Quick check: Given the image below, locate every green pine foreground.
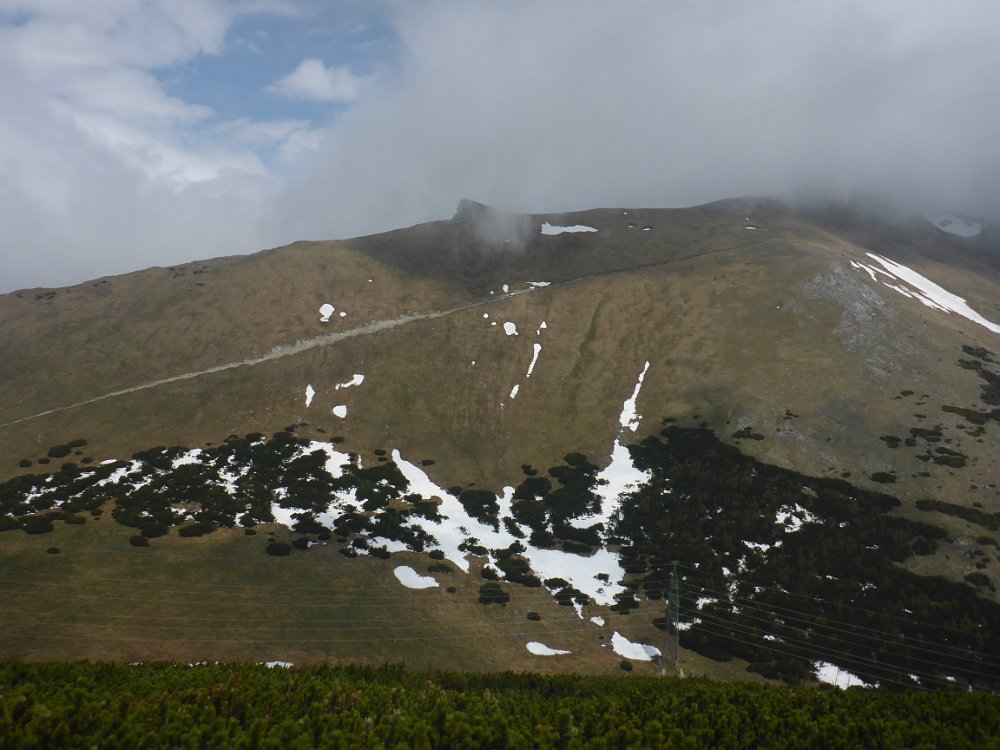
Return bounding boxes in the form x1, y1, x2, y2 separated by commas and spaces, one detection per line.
2, 663, 999, 749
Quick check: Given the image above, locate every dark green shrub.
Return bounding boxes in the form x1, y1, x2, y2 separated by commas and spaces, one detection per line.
560, 539, 592, 554
619, 660, 633, 672
61, 514, 85, 525
458, 489, 500, 526
67, 439, 88, 448
140, 523, 168, 539
244, 528, 256, 536
292, 515, 328, 534
459, 540, 488, 556
0, 516, 20, 532
46, 445, 71, 458
911, 536, 937, 555
526, 611, 541, 621
46, 547, 60, 554
266, 542, 292, 556
514, 476, 551, 500
480, 566, 499, 580
429, 549, 445, 560
291, 537, 311, 550
964, 572, 994, 590
22, 515, 54, 534
17, 459, 31, 468
178, 523, 213, 538
129, 535, 150, 547
478, 582, 510, 605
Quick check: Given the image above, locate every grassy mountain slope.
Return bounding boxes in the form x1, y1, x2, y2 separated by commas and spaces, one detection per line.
1, 197, 999, 677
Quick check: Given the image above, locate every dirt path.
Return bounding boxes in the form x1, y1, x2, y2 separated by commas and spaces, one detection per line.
1, 239, 773, 428
0, 293, 527, 428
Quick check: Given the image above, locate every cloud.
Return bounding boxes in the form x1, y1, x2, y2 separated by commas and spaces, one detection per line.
0, 0, 316, 290
3, 0, 1000, 293
265, 58, 363, 102
265, 0, 1000, 245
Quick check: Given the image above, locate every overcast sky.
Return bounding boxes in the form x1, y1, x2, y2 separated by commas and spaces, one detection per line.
1, 0, 998, 292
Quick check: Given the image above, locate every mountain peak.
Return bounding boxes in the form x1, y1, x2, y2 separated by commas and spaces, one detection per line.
453, 198, 501, 223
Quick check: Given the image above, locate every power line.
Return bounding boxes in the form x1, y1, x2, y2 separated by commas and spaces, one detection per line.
684, 620, 929, 693
685, 598, 998, 686
688, 609, 960, 690
675, 562, 998, 638
676, 580, 1000, 671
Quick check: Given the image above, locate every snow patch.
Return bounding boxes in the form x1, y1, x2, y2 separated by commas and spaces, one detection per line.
526, 343, 542, 378
590, 616, 605, 626
304, 385, 315, 408
814, 661, 871, 689
527, 281, 551, 288
852, 253, 1000, 334
775, 503, 818, 532
595, 441, 650, 522
923, 212, 982, 238
393, 566, 439, 589
509, 384, 519, 399
503, 322, 518, 336
526, 641, 571, 656
611, 632, 661, 661
171, 449, 203, 468
335, 374, 364, 390
540, 222, 598, 235
319, 304, 335, 322
620, 361, 650, 431
332, 405, 347, 418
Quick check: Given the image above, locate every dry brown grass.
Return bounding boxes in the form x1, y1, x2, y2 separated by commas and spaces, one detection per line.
0, 510, 727, 676
2, 199, 999, 670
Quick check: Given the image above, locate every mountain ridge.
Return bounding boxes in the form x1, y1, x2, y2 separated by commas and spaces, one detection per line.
1, 196, 999, 682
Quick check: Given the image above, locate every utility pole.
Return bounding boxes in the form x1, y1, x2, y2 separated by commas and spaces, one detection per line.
667, 560, 681, 674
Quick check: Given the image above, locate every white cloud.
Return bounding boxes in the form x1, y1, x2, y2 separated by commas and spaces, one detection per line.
3, 1, 1000, 293
266, 58, 362, 102
268, 0, 1000, 243
0, 0, 310, 290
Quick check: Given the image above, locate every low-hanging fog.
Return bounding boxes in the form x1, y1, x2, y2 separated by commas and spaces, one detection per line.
1, 0, 999, 292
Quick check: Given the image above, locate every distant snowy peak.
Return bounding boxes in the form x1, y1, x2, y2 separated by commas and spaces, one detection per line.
922, 212, 983, 238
